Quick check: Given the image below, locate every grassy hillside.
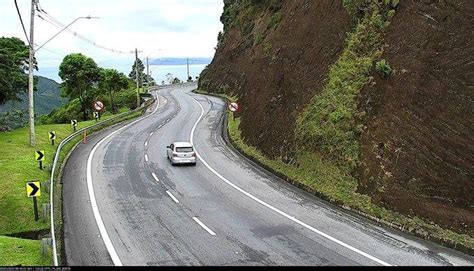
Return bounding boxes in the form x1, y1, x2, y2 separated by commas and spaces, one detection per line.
0, 108, 142, 265
0, 236, 50, 266
0, 76, 68, 130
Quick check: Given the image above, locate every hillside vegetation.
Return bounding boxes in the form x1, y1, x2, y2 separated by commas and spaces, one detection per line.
0, 76, 67, 131
199, 0, 473, 251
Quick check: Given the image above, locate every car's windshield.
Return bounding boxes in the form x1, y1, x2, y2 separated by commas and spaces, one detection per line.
176, 147, 193, 153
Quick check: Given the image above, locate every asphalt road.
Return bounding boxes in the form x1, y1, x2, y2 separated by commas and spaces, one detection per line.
62, 83, 474, 266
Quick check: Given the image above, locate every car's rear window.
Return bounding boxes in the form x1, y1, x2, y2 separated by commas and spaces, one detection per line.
176, 147, 193, 153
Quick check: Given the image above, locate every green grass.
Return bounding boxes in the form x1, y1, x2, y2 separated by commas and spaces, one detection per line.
0, 236, 50, 266
227, 114, 473, 251
196, 0, 472, 254
0, 107, 144, 266
296, 11, 387, 170
195, 86, 474, 252
0, 112, 124, 235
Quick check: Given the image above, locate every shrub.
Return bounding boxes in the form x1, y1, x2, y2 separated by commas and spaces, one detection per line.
267, 11, 283, 30
375, 59, 394, 78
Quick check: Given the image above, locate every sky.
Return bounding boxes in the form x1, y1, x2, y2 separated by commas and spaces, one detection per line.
1, 0, 224, 82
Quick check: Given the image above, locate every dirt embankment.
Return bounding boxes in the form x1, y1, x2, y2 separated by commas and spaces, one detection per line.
201, 0, 473, 237
200, 0, 352, 161
358, 0, 474, 235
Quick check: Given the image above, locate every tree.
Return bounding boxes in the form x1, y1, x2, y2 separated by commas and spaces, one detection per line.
144, 74, 156, 86
98, 68, 129, 114
129, 58, 146, 87
59, 53, 100, 120
172, 77, 182, 84
165, 73, 174, 85
0, 37, 35, 105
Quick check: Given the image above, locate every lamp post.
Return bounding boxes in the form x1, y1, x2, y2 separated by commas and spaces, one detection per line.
27, 14, 98, 146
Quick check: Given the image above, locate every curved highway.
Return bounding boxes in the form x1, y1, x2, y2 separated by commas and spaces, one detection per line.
62, 83, 473, 266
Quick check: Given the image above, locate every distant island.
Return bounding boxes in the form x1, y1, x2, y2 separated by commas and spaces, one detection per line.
149, 57, 212, 66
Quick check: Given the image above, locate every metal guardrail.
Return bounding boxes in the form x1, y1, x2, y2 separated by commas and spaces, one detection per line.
49, 95, 156, 266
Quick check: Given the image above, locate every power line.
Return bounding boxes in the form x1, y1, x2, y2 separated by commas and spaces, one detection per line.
35, 6, 134, 55
33, 43, 62, 56
13, 0, 32, 48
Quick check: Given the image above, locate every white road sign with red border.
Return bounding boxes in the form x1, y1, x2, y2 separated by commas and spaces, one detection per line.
229, 102, 239, 112
94, 101, 104, 112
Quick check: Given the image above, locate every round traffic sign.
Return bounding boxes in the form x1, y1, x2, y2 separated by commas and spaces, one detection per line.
93, 101, 104, 112
229, 102, 239, 113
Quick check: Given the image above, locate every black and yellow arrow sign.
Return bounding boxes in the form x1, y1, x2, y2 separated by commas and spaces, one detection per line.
71, 119, 78, 126
26, 182, 41, 197
93, 112, 99, 119
35, 150, 45, 162
49, 131, 56, 140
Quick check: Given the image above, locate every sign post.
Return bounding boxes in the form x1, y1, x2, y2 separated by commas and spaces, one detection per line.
49, 131, 56, 146
26, 181, 41, 221
93, 111, 99, 121
228, 102, 240, 121
71, 119, 78, 132
35, 150, 45, 170
93, 101, 104, 121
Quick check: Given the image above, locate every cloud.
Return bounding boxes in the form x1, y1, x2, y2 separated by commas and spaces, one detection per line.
1, 0, 223, 81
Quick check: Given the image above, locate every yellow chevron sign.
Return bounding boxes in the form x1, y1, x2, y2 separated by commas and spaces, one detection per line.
26, 182, 41, 198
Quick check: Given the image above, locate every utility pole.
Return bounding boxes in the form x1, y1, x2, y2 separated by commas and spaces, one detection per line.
28, 0, 36, 146
146, 57, 149, 88
135, 48, 140, 108
187, 58, 190, 82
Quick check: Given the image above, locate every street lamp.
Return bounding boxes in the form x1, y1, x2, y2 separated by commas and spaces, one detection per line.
36, 16, 99, 52
27, 15, 98, 146
144, 48, 162, 88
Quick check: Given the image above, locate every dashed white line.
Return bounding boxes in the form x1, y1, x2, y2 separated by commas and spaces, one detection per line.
145, 154, 149, 162
193, 217, 216, 236
151, 173, 159, 182
190, 95, 392, 266
145, 141, 148, 147
166, 190, 180, 203
150, 132, 154, 136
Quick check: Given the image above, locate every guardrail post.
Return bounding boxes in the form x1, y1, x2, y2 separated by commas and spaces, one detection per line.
42, 203, 51, 223
41, 238, 52, 257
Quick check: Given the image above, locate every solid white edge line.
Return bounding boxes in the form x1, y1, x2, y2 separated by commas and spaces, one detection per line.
152, 173, 160, 182
189, 94, 392, 267
145, 154, 149, 162
166, 190, 180, 203
86, 93, 161, 266
193, 217, 216, 236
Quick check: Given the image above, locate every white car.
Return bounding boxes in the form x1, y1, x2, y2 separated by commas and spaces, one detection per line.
167, 142, 197, 166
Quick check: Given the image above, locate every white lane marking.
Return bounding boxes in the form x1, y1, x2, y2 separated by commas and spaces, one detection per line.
150, 132, 154, 136
145, 141, 148, 147
152, 173, 159, 182
166, 190, 180, 203
166, 119, 170, 122
193, 217, 216, 236
159, 125, 162, 128
145, 155, 149, 162
86, 94, 161, 266
189, 96, 392, 267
